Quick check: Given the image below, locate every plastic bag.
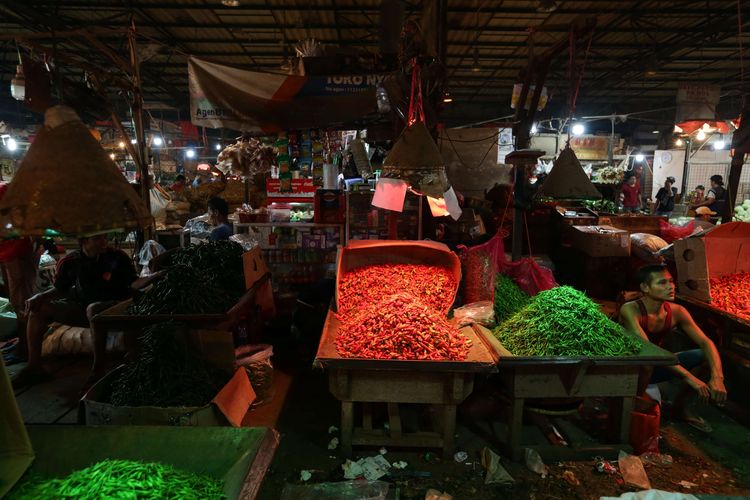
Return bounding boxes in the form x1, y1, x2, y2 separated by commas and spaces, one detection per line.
149, 185, 171, 229
503, 258, 557, 297
451, 301, 495, 327
184, 214, 212, 241
229, 233, 260, 251
280, 480, 390, 500
235, 344, 274, 408
36, 251, 57, 293
458, 233, 507, 304
137, 240, 166, 277
659, 219, 694, 244
630, 233, 668, 264
630, 395, 661, 455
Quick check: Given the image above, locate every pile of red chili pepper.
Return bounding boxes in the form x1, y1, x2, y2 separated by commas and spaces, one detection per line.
338, 263, 457, 315
710, 271, 750, 321
335, 293, 471, 361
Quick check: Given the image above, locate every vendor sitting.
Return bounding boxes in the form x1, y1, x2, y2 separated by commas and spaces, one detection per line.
207, 196, 233, 241
12, 234, 147, 389
619, 265, 726, 432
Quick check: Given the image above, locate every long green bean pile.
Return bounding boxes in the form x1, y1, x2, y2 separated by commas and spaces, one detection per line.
129, 264, 237, 315
493, 286, 642, 357
172, 241, 245, 296
110, 322, 228, 407
7, 459, 225, 500
493, 274, 530, 324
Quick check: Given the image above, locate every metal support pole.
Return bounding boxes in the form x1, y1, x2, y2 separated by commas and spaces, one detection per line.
512, 164, 525, 261
681, 138, 692, 197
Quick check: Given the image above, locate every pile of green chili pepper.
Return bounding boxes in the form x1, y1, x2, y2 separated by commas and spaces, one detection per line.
129, 264, 237, 315
493, 274, 530, 324
7, 459, 224, 500
171, 241, 246, 297
493, 286, 642, 357
110, 322, 228, 407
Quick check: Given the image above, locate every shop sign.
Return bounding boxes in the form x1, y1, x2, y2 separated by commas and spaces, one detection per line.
189, 57, 382, 133
568, 135, 610, 161
676, 84, 721, 122
266, 178, 316, 200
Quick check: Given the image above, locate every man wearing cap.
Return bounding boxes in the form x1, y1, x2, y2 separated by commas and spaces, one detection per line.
691, 174, 727, 217
695, 206, 718, 229
12, 234, 144, 389
654, 176, 678, 217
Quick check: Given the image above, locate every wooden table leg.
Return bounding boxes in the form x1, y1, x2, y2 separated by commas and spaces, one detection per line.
387, 403, 402, 438
341, 401, 353, 457
442, 404, 457, 459
508, 397, 525, 461
608, 396, 634, 445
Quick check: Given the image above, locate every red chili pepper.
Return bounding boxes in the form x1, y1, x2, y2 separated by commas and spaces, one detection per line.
709, 272, 750, 321
335, 293, 470, 361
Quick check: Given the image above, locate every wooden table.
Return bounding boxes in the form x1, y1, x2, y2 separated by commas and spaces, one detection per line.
474, 325, 676, 461
314, 311, 497, 458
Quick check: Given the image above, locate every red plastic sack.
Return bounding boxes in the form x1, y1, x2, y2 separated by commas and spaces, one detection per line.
458, 233, 507, 304
629, 395, 661, 455
659, 219, 694, 244
503, 258, 557, 297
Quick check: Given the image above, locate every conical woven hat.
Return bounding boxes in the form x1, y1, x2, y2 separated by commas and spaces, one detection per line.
0, 106, 152, 236
537, 145, 602, 199
380, 121, 450, 198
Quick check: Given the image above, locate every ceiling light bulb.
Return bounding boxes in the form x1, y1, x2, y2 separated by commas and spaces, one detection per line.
215, 143, 222, 151
572, 123, 584, 136
152, 136, 163, 146
109, 152, 116, 160
531, 124, 538, 134
696, 130, 706, 141
635, 154, 644, 162
118, 141, 125, 148
675, 138, 683, 146
185, 149, 196, 159
652, 130, 660, 134
221, 0, 240, 6
713, 140, 725, 150
131, 138, 137, 144
6, 138, 17, 151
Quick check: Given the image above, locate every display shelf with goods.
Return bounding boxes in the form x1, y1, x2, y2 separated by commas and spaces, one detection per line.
345, 190, 423, 243
234, 221, 344, 293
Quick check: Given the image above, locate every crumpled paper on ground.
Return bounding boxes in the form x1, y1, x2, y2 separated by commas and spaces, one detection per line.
600, 490, 699, 500
481, 447, 514, 485
342, 455, 392, 481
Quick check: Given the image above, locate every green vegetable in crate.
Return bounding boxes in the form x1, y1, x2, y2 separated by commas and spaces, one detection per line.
582, 199, 618, 214
129, 264, 236, 315
7, 459, 224, 500
493, 274, 530, 323
493, 286, 641, 357
171, 240, 245, 295
110, 322, 228, 407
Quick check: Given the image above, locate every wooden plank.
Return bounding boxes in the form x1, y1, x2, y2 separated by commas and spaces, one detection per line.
508, 367, 640, 398
362, 403, 373, 432
14, 358, 89, 424
387, 403, 402, 438
341, 401, 354, 457
441, 404, 457, 459
341, 371, 454, 404
351, 430, 443, 449
238, 429, 280, 500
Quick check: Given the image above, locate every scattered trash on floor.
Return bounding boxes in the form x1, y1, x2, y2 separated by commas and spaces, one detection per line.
281, 480, 391, 500
453, 451, 468, 463
618, 450, 651, 490
327, 437, 339, 450
425, 488, 453, 500
525, 448, 549, 478
327, 425, 339, 434
677, 480, 698, 489
379, 447, 388, 455
391, 461, 408, 469
342, 454, 392, 481
562, 470, 581, 486
640, 452, 674, 466
300, 470, 312, 482
422, 452, 439, 464
595, 460, 618, 475
480, 447, 514, 485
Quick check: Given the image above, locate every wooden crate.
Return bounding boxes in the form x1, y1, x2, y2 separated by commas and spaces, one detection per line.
601, 214, 667, 235
567, 224, 630, 257
674, 222, 750, 303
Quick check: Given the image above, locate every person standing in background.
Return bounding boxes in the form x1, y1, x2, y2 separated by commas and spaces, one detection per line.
620, 174, 641, 213
654, 176, 678, 217
0, 182, 39, 361
691, 175, 727, 216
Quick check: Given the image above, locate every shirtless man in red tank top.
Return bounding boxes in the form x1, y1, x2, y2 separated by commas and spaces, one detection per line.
620, 265, 726, 432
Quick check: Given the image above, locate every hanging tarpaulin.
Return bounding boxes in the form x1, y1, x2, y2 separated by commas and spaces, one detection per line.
188, 57, 383, 133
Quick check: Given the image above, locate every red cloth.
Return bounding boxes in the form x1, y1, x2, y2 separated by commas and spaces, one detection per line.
0, 182, 33, 263
621, 183, 640, 208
